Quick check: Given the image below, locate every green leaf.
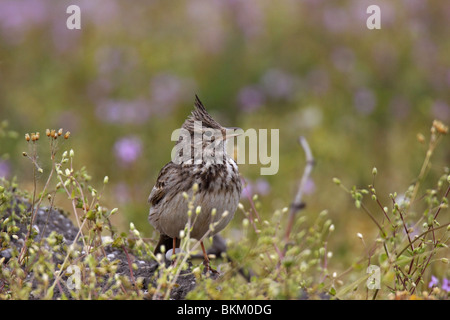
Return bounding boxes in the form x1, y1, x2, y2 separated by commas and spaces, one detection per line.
329, 286, 336, 296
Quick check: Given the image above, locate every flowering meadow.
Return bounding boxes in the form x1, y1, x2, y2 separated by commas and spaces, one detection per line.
0, 1, 449, 300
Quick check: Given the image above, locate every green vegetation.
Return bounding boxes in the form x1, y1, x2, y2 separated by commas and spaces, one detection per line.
0, 1, 449, 300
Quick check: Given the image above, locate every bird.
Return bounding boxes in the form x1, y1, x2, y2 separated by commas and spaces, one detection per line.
148, 95, 242, 273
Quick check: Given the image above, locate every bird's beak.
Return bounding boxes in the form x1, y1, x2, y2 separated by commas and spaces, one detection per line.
224, 127, 243, 139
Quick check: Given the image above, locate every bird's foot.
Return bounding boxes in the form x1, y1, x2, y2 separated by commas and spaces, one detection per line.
203, 260, 219, 275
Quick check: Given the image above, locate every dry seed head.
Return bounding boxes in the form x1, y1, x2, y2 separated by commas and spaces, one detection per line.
25, 133, 30, 142
58, 128, 63, 136
64, 131, 70, 139
46, 129, 51, 137
432, 120, 448, 135
416, 133, 425, 144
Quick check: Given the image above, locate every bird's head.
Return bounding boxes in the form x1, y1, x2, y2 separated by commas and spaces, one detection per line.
175, 95, 241, 165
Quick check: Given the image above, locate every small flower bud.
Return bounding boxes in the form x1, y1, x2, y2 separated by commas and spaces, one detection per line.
58, 128, 63, 136
25, 133, 30, 142
103, 176, 109, 184
332, 177, 341, 186
46, 129, 51, 137
356, 233, 363, 239
372, 167, 377, 176
64, 131, 70, 139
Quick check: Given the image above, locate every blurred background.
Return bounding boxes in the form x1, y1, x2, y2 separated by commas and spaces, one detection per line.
0, 0, 449, 272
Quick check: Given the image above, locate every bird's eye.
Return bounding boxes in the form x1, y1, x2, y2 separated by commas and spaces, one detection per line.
204, 131, 212, 137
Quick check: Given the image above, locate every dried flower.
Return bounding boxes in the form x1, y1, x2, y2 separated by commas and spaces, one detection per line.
416, 133, 425, 144
432, 120, 448, 135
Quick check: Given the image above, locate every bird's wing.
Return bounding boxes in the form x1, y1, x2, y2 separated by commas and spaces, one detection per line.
148, 161, 175, 206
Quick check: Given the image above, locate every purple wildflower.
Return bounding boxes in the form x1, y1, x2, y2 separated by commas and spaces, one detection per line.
431, 100, 450, 121
304, 178, 316, 195
0, 0, 48, 45
240, 178, 271, 198
0, 160, 11, 178
261, 69, 297, 100
442, 278, 450, 293
353, 88, 376, 115
150, 73, 194, 112
428, 275, 439, 288
114, 136, 142, 166
237, 86, 265, 113
241, 181, 253, 199
96, 98, 151, 125
254, 178, 271, 196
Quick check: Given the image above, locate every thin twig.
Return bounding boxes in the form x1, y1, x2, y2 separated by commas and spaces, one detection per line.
122, 245, 140, 297
284, 136, 315, 244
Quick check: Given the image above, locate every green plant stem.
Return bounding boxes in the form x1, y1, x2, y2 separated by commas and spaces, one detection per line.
360, 202, 386, 238
396, 222, 450, 257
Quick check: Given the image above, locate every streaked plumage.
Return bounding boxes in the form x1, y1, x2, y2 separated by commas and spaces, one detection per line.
148, 96, 241, 272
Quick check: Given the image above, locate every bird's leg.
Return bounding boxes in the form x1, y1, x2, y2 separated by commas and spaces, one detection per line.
170, 237, 177, 266
201, 241, 218, 274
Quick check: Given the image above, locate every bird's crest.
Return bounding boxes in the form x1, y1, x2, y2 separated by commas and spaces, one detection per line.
182, 95, 222, 131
